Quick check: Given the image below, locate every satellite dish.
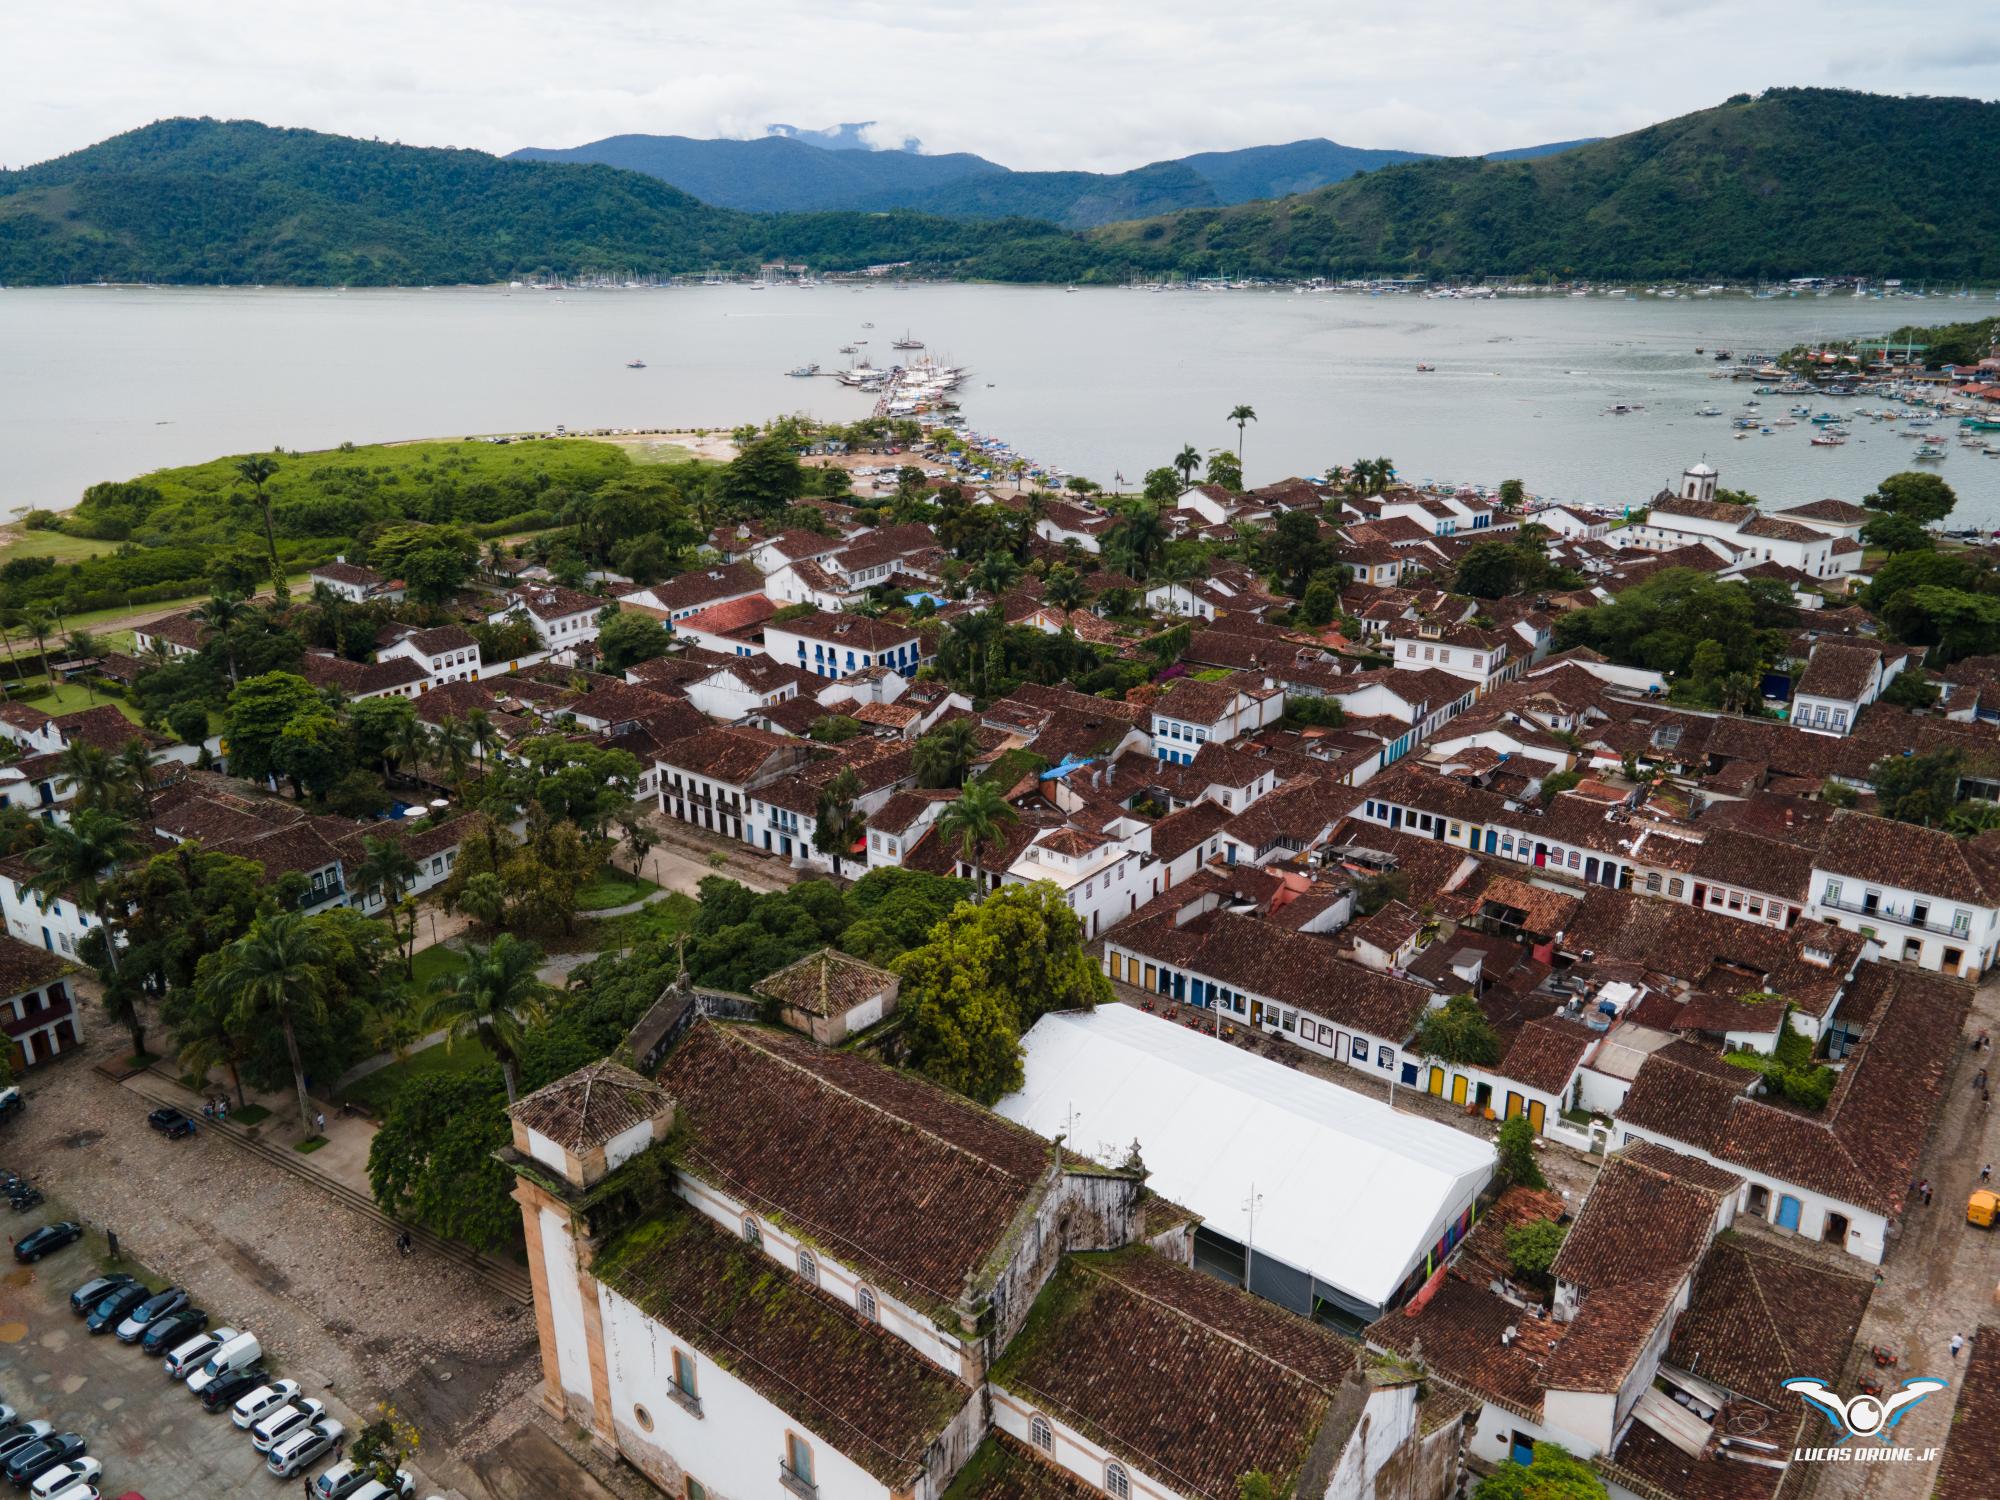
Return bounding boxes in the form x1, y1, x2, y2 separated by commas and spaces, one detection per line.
429, 798, 450, 810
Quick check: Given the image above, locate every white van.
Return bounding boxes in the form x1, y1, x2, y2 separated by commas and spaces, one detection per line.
185, 1331, 260, 1394
35, 1487, 95, 1500
163, 1326, 235, 1379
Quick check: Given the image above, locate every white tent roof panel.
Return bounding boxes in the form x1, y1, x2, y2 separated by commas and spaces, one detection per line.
997, 1005, 1494, 1309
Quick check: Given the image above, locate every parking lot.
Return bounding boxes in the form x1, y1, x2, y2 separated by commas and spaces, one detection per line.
0, 1231, 347, 1499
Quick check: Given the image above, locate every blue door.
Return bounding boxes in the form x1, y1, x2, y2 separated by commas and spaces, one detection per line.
1776, 1195, 1802, 1231
1510, 1434, 1535, 1467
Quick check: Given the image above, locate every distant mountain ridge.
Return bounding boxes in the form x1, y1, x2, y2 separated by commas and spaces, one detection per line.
507, 129, 1599, 227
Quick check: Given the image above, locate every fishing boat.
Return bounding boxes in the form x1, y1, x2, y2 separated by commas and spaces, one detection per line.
787, 362, 820, 377
838, 344, 857, 354
626, 358, 647, 369
892, 332, 924, 349
1916, 441, 1947, 459
1695, 405, 1722, 417
1810, 433, 1847, 447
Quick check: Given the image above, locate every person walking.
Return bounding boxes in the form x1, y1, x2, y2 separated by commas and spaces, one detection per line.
1951, 1332, 1966, 1360
314, 1111, 325, 1135
1983, 1163, 1992, 1183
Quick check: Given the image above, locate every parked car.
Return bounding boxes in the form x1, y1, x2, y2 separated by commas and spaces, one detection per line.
84, 1285, 150, 1335
12, 1225, 81, 1264
0, 1088, 22, 1121
7, 1188, 43, 1214
196, 1366, 268, 1414
1, 1432, 83, 1489
29, 1460, 100, 1500
68, 1275, 136, 1316
347, 1473, 415, 1500
184, 1331, 260, 1394
0, 1430, 49, 1468
144, 1108, 195, 1140
36, 1487, 97, 1500
0, 1411, 12, 1434
265, 1420, 343, 1479
113, 1288, 188, 1344
162, 1327, 234, 1381
228, 1381, 300, 1431
250, 1400, 326, 1455
139, 1308, 208, 1357
312, 1462, 374, 1500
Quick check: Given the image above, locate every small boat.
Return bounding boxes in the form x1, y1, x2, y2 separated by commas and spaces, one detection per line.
1810, 433, 1847, 447
626, 358, 646, 369
892, 332, 924, 349
787, 362, 820, 377
1695, 405, 1722, 416
1416, 363, 1435, 372
838, 344, 857, 354
1606, 402, 1644, 415
1916, 442, 1947, 459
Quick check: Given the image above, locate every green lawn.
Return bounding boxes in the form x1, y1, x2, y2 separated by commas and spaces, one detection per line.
588, 890, 699, 949
0, 529, 121, 566
408, 943, 470, 989
338, 1033, 496, 1115
12, 681, 144, 721
576, 863, 662, 913
623, 441, 700, 466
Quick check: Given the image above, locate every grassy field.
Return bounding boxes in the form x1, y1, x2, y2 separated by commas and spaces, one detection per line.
588, 890, 699, 949
0, 529, 121, 566
339, 1033, 496, 1115
12, 680, 145, 721
623, 441, 700, 466
408, 942, 470, 989
577, 863, 662, 913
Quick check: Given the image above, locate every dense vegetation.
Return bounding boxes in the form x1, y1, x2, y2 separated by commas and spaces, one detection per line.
1078, 89, 2000, 282
7, 92, 1993, 286
0, 117, 1077, 286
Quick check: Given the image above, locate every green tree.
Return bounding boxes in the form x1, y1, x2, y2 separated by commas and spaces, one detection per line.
424, 934, 549, 1103
193, 593, 251, 686
348, 696, 419, 781
807, 714, 863, 744
169, 978, 256, 1109
1495, 1114, 1548, 1189
596, 610, 672, 674
1227, 403, 1257, 462
813, 768, 867, 878
1415, 993, 1502, 1066
201, 910, 335, 1133
1475, 1445, 1607, 1500
355, 836, 422, 977
1505, 1218, 1569, 1280
1173, 444, 1202, 489
839, 868, 974, 965
1498, 478, 1526, 509
1454, 540, 1523, 600
1263, 509, 1331, 596
1879, 669, 1939, 710
234, 454, 285, 599
223, 671, 327, 784
367, 1066, 517, 1250
896, 882, 1111, 1104
1861, 510, 1934, 554
1866, 470, 1958, 526
935, 778, 1018, 858
27, 810, 141, 1036
1871, 748, 1963, 826
913, 719, 981, 789
1206, 450, 1243, 491
719, 436, 806, 514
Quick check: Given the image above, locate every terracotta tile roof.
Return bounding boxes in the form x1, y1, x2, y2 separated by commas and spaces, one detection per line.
0, 935, 76, 998
1154, 674, 1265, 723
1651, 497, 1756, 525
1933, 1324, 2000, 1500
1615, 1041, 1754, 1154
1367, 1267, 1551, 1420
950, 1434, 1103, 1500
676, 593, 776, 637
656, 725, 798, 784
655, 1022, 1053, 1311
1605, 1403, 1786, 1500
595, 1200, 967, 1486
990, 1251, 1355, 1500
770, 610, 918, 650
1551, 1143, 1737, 1296
1497, 1016, 1597, 1095
1815, 810, 2000, 907
1476, 875, 1583, 937
640, 562, 763, 612
1777, 498, 1872, 524
411, 679, 499, 726
1665, 1236, 1873, 1411
752, 948, 897, 1019
137, 611, 210, 651
310, 560, 384, 587
1147, 800, 1231, 863
401, 624, 478, 655
56, 704, 159, 752
508, 1058, 668, 1150
1795, 641, 1883, 701
299, 653, 429, 696
505, 584, 602, 622
1741, 515, 1828, 544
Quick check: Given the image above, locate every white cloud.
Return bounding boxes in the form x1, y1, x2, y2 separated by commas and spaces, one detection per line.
2, 0, 1995, 173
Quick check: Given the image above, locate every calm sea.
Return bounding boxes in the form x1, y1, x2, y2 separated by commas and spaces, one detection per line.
3, 283, 1995, 523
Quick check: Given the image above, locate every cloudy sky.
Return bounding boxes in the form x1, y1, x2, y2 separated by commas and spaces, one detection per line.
7, 1, 1998, 172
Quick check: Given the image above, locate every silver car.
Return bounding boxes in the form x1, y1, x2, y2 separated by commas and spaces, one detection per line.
266, 1419, 344, 1479
162, 1327, 235, 1380
250, 1398, 326, 1454
229, 1379, 300, 1430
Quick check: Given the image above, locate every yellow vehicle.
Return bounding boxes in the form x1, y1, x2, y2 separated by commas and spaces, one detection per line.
1968, 1190, 1998, 1228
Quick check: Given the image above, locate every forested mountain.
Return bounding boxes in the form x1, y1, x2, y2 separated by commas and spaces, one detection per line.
0, 118, 1071, 285
1077, 89, 2000, 282
509, 129, 1593, 228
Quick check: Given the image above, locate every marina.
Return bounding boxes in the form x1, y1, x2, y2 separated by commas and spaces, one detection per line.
6, 282, 2000, 523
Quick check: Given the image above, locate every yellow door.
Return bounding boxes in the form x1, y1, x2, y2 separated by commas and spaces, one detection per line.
1144, 964, 1156, 992
1528, 1099, 1547, 1133
1427, 1067, 1445, 1097
1450, 1074, 1468, 1106
1505, 1092, 1525, 1120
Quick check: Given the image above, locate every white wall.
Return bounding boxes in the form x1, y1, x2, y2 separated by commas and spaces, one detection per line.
539, 1207, 593, 1409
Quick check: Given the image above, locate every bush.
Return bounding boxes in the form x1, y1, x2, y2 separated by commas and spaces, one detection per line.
1496, 1115, 1547, 1189
1505, 1218, 1568, 1279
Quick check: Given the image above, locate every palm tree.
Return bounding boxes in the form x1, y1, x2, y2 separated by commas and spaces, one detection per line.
943, 609, 1004, 698
194, 594, 249, 686
1105, 506, 1168, 579
463, 708, 497, 776
234, 455, 285, 599
20, 608, 54, 683
387, 714, 432, 790
1228, 404, 1257, 462
55, 741, 117, 813
113, 737, 155, 817
1007, 457, 1029, 490
26, 809, 141, 986
936, 778, 1018, 861
355, 836, 422, 977
484, 541, 509, 580
204, 911, 330, 1133
1042, 567, 1088, 614
1173, 444, 1202, 490
813, 768, 866, 878
971, 552, 1020, 595
913, 718, 982, 789
424, 935, 549, 1103
434, 717, 474, 797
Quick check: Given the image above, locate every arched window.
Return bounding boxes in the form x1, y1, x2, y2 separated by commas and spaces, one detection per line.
742, 1214, 762, 1248
1030, 1415, 1054, 1453
857, 1285, 878, 1322
798, 1249, 819, 1286
1104, 1462, 1130, 1499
